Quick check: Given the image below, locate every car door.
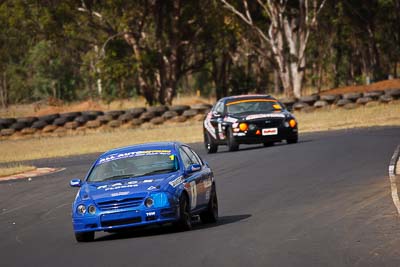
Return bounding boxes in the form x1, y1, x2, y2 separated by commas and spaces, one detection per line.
209, 101, 226, 141
178, 146, 203, 211
181, 146, 211, 208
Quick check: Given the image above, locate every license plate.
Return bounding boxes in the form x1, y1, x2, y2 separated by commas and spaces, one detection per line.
262, 128, 278, 136
101, 211, 137, 221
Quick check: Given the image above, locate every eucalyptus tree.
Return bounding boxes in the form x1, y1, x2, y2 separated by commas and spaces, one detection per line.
220, 0, 326, 97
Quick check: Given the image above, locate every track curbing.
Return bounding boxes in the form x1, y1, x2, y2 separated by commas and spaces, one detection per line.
389, 145, 400, 215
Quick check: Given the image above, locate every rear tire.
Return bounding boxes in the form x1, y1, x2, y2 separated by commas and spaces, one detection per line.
204, 132, 218, 154
75, 231, 94, 242
287, 135, 298, 144
175, 194, 192, 231
200, 186, 218, 224
263, 141, 274, 147
227, 128, 239, 152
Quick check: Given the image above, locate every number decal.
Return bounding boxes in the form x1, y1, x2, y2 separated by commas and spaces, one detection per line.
189, 181, 197, 210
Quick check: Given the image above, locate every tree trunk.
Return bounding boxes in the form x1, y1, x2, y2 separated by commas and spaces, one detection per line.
123, 32, 156, 105
273, 69, 281, 94
0, 72, 8, 109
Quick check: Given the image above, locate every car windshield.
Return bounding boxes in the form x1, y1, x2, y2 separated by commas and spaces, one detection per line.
226, 100, 282, 115
87, 153, 179, 182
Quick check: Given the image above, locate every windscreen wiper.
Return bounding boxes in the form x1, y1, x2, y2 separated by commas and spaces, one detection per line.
142, 169, 174, 176
103, 174, 136, 181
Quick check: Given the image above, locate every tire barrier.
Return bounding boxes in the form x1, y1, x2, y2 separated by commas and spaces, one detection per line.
105, 110, 125, 119
343, 92, 362, 102
299, 95, 319, 105
363, 91, 383, 99
53, 117, 68, 126
139, 111, 157, 122
17, 116, 38, 126
10, 121, 27, 131
21, 128, 37, 135
31, 120, 48, 129
313, 100, 329, 108
108, 120, 121, 128
169, 105, 190, 115
86, 120, 101, 129
127, 107, 146, 118
320, 94, 340, 104
38, 113, 59, 124
118, 113, 135, 123
150, 117, 164, 125
1, 94, 398, 139
147, 106, 168, 116
182, 109, 198, 118
0, 118, 17, 127
162, 110, 178, 120
65, 121, 79, 129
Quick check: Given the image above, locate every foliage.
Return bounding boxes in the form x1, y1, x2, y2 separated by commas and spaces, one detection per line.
0, 0, 399, 106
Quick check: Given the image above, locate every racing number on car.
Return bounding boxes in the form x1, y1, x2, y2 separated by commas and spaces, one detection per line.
189, 181, 197, 210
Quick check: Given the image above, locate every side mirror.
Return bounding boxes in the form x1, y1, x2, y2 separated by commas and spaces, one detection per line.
70, 179, 82, 187
186, 164, 201, 174
212, 111, 222, 118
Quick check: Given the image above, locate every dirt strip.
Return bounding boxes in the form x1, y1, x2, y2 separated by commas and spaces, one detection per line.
0, 167, 65, 182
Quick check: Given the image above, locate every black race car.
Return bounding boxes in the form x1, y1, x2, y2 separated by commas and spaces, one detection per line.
203, 94, 298, 153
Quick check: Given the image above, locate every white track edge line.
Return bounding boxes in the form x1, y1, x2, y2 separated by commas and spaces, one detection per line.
389, 145, 400, 215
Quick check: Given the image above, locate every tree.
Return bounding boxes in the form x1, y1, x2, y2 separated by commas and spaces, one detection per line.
220, 0, 326, 97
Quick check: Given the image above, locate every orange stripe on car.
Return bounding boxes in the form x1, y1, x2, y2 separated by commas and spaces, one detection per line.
226, 99, 277, 106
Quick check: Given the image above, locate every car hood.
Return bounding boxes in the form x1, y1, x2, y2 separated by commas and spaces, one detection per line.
225, 111, 288, 122
81, 173, 177, 203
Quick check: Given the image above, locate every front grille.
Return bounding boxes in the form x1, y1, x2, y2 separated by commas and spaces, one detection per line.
97, 197, 144, 211
251, 118, 283, 128
101, 217, 142, 227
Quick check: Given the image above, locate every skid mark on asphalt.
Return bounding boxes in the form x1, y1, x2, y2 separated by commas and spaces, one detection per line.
388, 145, 400, 215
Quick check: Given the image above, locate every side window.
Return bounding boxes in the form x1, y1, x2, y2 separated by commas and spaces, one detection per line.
182, 146, 201, 165
189, 148, 204, 166
179, 147, 192, 169
213, 101, 225, 114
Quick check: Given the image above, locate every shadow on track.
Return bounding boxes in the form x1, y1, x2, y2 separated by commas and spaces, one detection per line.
212, 139, 313, 155
94, 214, 251, 242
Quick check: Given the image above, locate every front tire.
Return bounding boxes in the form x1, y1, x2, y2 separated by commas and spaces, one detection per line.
175, 194, 192, 231
200, 186, 218, 224
263, 141, 274, 147
287, 135, 298, 144
227, 128, 239, 152
204, 132, 218, 154
75, 231, 95, 242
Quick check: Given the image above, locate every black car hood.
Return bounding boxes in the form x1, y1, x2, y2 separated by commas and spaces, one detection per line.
224, 111, 288, 122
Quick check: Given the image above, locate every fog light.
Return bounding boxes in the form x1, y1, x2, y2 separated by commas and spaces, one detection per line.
239, 123, 248, 131
77, 204, 86, 215
145, 197, 154, 208
289, 119, 297, 128
88, 205, 96, 215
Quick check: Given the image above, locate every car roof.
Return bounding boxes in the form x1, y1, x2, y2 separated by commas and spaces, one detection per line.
219, 94, 276, 103
100, 141, 182, 157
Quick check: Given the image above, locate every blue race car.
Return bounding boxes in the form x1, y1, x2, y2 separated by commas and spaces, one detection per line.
69, 142, 218, 242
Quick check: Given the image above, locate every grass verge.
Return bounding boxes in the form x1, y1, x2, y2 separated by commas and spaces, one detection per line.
0, 102, 399, 165
0, 164, 36, 177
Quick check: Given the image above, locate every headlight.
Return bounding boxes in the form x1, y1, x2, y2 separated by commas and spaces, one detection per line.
248, 124, 256, 131
239, 123, 248, 131
145, 197, 154, 208
150, 192, 170, 208
289, 119, 297, 128
88, 205, 96, 215
77, 204, 86, 215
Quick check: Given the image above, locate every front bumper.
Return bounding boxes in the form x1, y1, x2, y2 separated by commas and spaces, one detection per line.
72, 206, 179, 233
232, 126, 297, 144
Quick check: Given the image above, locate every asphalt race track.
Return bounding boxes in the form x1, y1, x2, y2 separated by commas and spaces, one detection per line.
1, 127, 400, 267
